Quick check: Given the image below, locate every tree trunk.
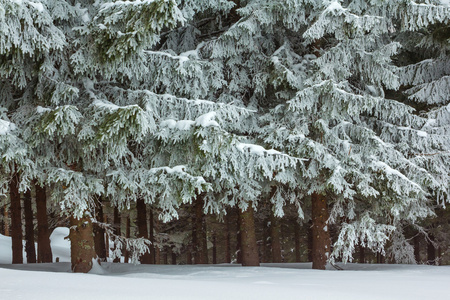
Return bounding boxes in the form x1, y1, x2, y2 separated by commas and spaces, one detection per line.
23, 189, 36, 263
376, 252, 385, 264
236, 209, 242, 264
270, 211, 282, 263
359, 245, 365, 263
171, 248, 177, 265
124, 215, 131, 263
414, 235, 421, 264
225, 211, 231, 263
9, 170, 23, 264
93, 197, 106, 262
69, 214, 96, 273
35, 183, 53, 263
294, 221, 301, 262
212, 233, 217, 264
193, 194, 208, 264
136, 198, 152, 264
113, 207, 121, 263
427, 234, 436, 265
238, 204, 260, 266
311, 192, 330, 270
186, 246, 192, 264
307, 220, 313, 262
149, 208, 155, 264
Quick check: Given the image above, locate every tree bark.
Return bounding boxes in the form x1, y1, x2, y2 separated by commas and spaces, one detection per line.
171, 248, 177, 265
270, 211, 282, 263
113, 207, 121, 263
124, 215, 131, 263
35, 183, 53, 263
225, 211, 231, 263
136, 198, 152, 264
193, 194, 208, 264
69, 214, 96, 273
359, 245, 365, 263
212, 232, 217, 264
294, 221, 301, 262
93, 197, 106, 262
149, 208, 155, 264
427, 234, 436, 265
238, 204, 260, 266
9, 170, 23, 264
414, 235, 421, 264
23, 189, 36, 263
311, 192, 330, 270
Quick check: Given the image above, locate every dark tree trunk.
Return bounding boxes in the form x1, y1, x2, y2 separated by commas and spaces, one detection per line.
307, 220, 313, 262
149, 208, 155, 264
35, 183, 53, 263
414, 235, 421, 264
270, 211, 282, 263
171, 248, 177, 265
311, 192, 331, 270
93, 197, 106, 262
225, 212, 231, 263
69, 214, 96, 273
163, 250, 168, 264
136, 198, 152, 264
359, 245, 365, 263
376, 252, 385, 264
103, 215, 109, 259
113, 207, 121, 263
23, 189, 36, 263
124, 215, 131, 263
294, 221, 301, 262
238, 204, 260, 266
9, 171, 23, 264
236, 209, 242, 264
427, 234, 436, 265
261, 217, 270, 263
186, 246, 192, 264
212, 233, 217, 264
193, 194, 208, 264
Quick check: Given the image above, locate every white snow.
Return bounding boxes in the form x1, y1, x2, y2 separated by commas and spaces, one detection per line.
416, 130, 428, 137
36, 106, 51, 114
0, 230, 450, 299
0, 119, 13, 135
195, 111, 219, 128
28, 1, 44, 12
237, 143, 282, 156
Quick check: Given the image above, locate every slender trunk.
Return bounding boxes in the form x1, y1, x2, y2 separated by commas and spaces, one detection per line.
23, 189, 36, 263
212, 233, 217, 264
193, 194, 208, 264
149, 208, 155, 264
155, 215, 160, 264
414, 235, 421, 264
427, 234, 436, 265
113, 207, 121, 263
163, 250, 168, 264
35, 183, 52, 263
236, 209, 242, 264
359, 245, 365, 263
171, 248, 177, 265
238, 204, 260, 266
225, 212, 231, 263
9, 170, 23, 264
136, 198, 152, 264
307, 220, 313, 262
93, 197, 106, 262
261, 217, 270, 263
270, 211, 282, 263
69, 214, 96, 273
186, 246, 192, 264
376, 252, 385, 264
2, 206, 9, 236
103, 215, 109, 259
124, 215, 131, 263
294, 221, 301, 262
311, 192, 330, 270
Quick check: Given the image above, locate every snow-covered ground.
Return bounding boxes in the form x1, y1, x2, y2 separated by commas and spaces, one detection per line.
1, 228, 449, 300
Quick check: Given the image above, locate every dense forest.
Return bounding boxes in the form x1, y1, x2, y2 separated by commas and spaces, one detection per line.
0, 0, 449, 273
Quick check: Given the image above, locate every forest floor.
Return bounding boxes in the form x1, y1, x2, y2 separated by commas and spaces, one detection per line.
1, 228, 449, 300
